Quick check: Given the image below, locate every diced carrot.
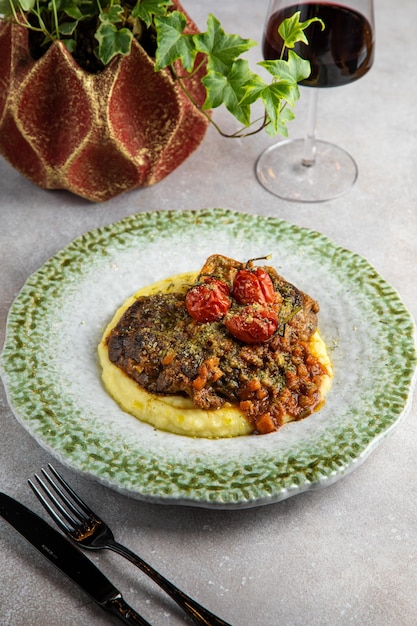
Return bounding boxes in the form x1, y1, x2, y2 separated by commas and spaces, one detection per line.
246, 379, 262, 392
285, 371, 298, 389
162, 351, 176, 365
239, 400, 253, 413
256, 388, 269, 400
192, 364, 208, 390
256, 413, 275, 434
297, 363, 308, 378
211, 367, 224, 382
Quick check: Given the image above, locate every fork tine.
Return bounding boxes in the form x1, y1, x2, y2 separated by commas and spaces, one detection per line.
40, 467, 85, 523
29, 464, 90, 534
47, 463, 96, 519
28, 475, 73, 534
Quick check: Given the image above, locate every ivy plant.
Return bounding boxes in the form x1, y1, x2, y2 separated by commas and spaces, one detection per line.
0, 0, 322, 137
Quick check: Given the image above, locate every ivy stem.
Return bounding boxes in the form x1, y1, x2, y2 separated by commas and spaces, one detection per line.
174, 57, 207, 81
7, 0, 48, 35
33, 0, 53, 41
49, 0, 60, 41
171, 65, 269, 139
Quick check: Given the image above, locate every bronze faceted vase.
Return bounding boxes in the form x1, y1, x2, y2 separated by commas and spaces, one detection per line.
0, 4, 209, 202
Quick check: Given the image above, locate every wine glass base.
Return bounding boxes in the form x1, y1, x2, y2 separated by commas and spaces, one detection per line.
256, 138, 358, 203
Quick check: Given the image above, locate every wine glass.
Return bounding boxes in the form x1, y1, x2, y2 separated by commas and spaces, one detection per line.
256, 0, 375, 202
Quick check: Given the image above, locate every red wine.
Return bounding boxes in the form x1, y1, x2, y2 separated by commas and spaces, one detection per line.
263, 3, 374, 87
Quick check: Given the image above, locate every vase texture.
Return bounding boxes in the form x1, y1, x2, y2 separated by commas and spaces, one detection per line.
0, 3, 209, 202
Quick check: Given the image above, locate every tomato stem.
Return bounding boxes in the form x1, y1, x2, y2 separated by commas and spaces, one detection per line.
246, 254, 272, 268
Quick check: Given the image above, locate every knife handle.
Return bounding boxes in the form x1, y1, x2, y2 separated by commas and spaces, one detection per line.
104, 594, 152, 626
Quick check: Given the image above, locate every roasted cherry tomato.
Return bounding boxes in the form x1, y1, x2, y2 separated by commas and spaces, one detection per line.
185, 277, 231, 323
232, 267, 275, 305
225, 305, 278, 343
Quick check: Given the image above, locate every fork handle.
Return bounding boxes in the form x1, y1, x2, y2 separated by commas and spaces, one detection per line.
104, 594, 152, 626
108, 540, 232, 626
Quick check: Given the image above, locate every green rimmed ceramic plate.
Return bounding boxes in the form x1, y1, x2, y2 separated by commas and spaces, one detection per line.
1, 208, 416, 508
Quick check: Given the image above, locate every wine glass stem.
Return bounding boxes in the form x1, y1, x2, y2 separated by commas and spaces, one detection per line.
302, 89, 319, 168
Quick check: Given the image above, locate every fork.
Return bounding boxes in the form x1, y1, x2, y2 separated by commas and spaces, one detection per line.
29, 464, 232, 626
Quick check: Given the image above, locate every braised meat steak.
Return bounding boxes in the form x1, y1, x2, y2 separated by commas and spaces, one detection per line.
106, 255, 330, 434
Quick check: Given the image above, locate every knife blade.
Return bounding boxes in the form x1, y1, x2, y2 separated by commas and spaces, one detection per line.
0, 492, 151, 625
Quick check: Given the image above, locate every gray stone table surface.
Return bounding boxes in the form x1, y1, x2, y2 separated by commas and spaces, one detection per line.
1, 0, 417, 624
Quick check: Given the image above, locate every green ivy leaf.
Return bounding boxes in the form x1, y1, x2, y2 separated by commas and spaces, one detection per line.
202, 59, 258, 126
241, 75, 298, 106
193, 14, 257, 74
259, 50, 311, 83
49, 0, 81, 19
95, 22, 133, 65
62, 38, 77, 53
77, 0, 97, 19
18, 0, 35, 10
131, 0, 173, 28
266, 104, 295, 137
279, 11, 324, 48
263, 82, 298, 126
62, 6, 83, 20
58, 20, 78, 35
154, 11, 196, 72
99, 4, 124, 24
242, 81, 295, 136
0, 0, 13, 15
239, 69, 302, 135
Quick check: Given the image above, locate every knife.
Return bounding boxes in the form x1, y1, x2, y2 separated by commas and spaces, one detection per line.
0, 492, 151, 625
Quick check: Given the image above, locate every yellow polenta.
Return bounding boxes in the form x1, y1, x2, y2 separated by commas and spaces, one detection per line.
98, 273, 333, 438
